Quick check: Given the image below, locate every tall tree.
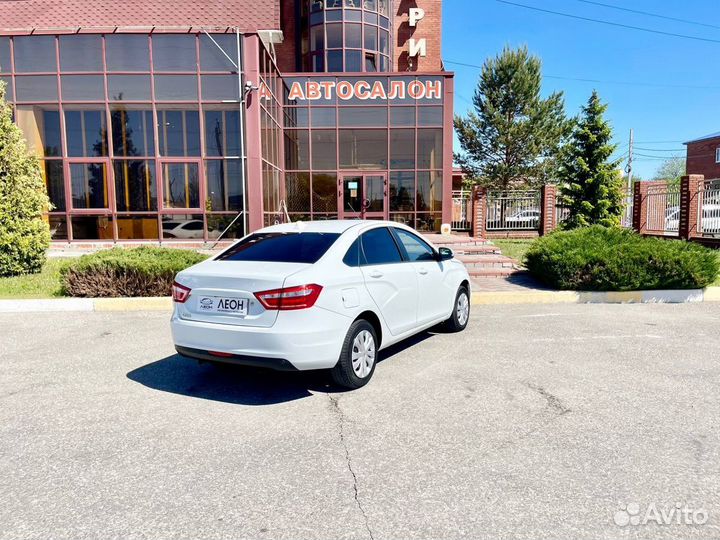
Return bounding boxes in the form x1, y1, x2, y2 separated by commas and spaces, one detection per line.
0, 80, 51, 275
653, 156, 686, 185
454, 46, 569, 190
559, 90, 624, 229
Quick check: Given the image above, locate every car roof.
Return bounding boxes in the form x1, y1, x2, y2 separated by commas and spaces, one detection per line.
259, 219, 405, 234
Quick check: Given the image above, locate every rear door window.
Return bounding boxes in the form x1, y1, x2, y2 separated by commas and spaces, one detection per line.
360, 227, 403, 265
217, 232, 340, 263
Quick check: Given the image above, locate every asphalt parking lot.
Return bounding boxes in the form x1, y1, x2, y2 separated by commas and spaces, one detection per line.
2, 303, 719, 540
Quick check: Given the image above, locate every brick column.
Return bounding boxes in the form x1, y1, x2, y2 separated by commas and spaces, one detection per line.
471, 186, 487, 239
539, 184, 557, 236
679, 174, 705, 240
632, 181, 650, 234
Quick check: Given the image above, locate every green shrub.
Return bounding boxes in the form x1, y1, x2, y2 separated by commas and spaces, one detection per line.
60, 247, 207, 297
0, 81, 51, 277
524, 226, 720, 291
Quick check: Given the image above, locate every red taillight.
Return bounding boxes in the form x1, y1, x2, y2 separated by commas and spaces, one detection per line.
172, 281, 191, 303
254, 284, 323, 310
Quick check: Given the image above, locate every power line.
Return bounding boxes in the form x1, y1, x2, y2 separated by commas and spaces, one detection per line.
634, 140, 685, 144
443, 60, 720, 91
634, 147, 686, 152
496, 0, 720, 45
568, 0, 720, 30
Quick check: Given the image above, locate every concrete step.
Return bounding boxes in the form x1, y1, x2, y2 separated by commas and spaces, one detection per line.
467, 267, 522, 278
423, 234, 489, 247
457, 254, 517, 269
448, 244, 501, 255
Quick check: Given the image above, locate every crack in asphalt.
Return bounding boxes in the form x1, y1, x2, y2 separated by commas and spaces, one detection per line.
524, 382, 572, 416
327, 394, 375, 540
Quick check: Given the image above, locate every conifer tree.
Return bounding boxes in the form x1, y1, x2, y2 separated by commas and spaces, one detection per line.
559, 91, 624, 229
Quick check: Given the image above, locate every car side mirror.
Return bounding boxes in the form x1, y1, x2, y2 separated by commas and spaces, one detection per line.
437, 247, 453, 261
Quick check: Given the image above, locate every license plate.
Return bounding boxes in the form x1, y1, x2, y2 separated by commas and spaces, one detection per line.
198, 296, 248, 315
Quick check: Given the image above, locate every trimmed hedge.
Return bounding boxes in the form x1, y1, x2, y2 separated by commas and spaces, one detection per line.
524, 226, 720, 291
61, 247, 207, 297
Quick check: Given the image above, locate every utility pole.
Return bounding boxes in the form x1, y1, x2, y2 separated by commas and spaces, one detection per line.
625, 128, 634, 226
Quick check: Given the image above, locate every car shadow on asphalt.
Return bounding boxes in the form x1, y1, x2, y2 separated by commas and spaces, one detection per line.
126, 330, 437, 406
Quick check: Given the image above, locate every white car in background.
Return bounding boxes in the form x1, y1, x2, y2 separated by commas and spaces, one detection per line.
162, 219, 205, 239
171, 220, 471, 388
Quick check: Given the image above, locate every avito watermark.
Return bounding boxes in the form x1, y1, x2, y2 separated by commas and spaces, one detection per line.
614, 502, 708, 527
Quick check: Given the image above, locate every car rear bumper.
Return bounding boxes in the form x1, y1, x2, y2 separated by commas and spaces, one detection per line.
174, 346, 297, 371
170, 306, 350, 371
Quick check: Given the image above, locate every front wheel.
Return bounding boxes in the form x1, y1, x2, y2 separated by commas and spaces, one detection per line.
445, 286, 470, 332
330, 320, 378, 389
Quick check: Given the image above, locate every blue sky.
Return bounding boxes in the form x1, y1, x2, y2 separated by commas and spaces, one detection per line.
443, 0, 720, 179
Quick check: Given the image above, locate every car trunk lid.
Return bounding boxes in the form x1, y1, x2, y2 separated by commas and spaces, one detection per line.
175, 260, 309, 327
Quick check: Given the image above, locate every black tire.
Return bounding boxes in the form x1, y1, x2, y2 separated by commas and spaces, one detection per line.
445, 286, 470, 332
330, 319, 378, 389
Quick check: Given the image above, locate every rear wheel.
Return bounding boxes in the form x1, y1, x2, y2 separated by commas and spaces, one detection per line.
330, 320, 378, 389
445, 286, 470, 332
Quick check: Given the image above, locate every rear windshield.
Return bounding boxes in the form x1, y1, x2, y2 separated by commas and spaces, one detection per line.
216, 232, 341, 263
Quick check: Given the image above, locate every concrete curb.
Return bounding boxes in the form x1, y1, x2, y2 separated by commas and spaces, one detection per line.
0, 288, 718, 313
472, 288, 711, 305
0, 297, 172, 313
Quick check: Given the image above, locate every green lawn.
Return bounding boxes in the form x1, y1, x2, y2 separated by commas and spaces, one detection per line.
491, 239, 535, 265
0, 258, 65, 299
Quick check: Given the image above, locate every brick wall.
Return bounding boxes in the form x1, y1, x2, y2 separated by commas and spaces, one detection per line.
687, 137, 720, 180
275, 0, 298, 72
393, 0, 443, 71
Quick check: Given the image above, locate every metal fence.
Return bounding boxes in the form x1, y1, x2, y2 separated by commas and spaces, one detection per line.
645, 183, 680, 236
451, 189, 471, 231
699, 180, 720, 237
486, 190, 541, 231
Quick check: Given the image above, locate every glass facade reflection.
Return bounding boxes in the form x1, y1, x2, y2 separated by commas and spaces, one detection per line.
2, 33, 245, 241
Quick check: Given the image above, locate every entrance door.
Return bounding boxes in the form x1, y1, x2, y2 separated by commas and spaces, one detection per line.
340, 174, 388, 220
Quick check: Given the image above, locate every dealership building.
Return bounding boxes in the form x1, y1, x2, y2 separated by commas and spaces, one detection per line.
0, 0, 453, 243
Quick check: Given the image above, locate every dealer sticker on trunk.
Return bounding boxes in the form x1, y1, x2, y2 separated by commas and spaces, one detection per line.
198, 296, 248, 315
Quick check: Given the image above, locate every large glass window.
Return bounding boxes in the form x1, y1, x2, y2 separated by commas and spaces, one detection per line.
0, 37, 12, 73
154, 75, 198, 101
162, 162, 200, 209
339, 107, 386, 127
13, 36, 56, 73
286, 172, 311, 212
59, 35, 102, 71
200, 34, 239, 72
65, 110, 108, 157
157, 110, 200, 157
61, 75, 105, 101
15, 107, 61, 157
114, 160, 157, 212
311, 130, 337, 170
417, 171, 442, 212
0, 77, 12, 101
339, 129, 387, 168
205, 160, 243, 211
71, 215, 114, 240
152, 35, 197, 72
390, 129, 415, 169
15, 76, 58, 101
105, 35, 150, 71
111, 109, 154, 157
108, 76, 152, 101
417, 129, 443, 169
201, 75, 238, 101
390, 172, 415, 211
312, 173, 337, 213
204, 110, 240, 157
117, 216, 159, 240
70, 162, 108, 209
42, 160, 65, 211
285, 130, 309, 170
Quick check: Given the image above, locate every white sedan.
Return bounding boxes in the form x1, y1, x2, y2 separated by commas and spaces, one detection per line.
171, 220, 471, 388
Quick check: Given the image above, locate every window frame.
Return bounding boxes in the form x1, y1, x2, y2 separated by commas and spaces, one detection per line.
359, 226, 405, 266
716, 147, 720, 164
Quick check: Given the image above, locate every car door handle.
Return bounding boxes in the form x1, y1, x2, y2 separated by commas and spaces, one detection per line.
369, 270, 383, 278
418, 268, 428, 275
